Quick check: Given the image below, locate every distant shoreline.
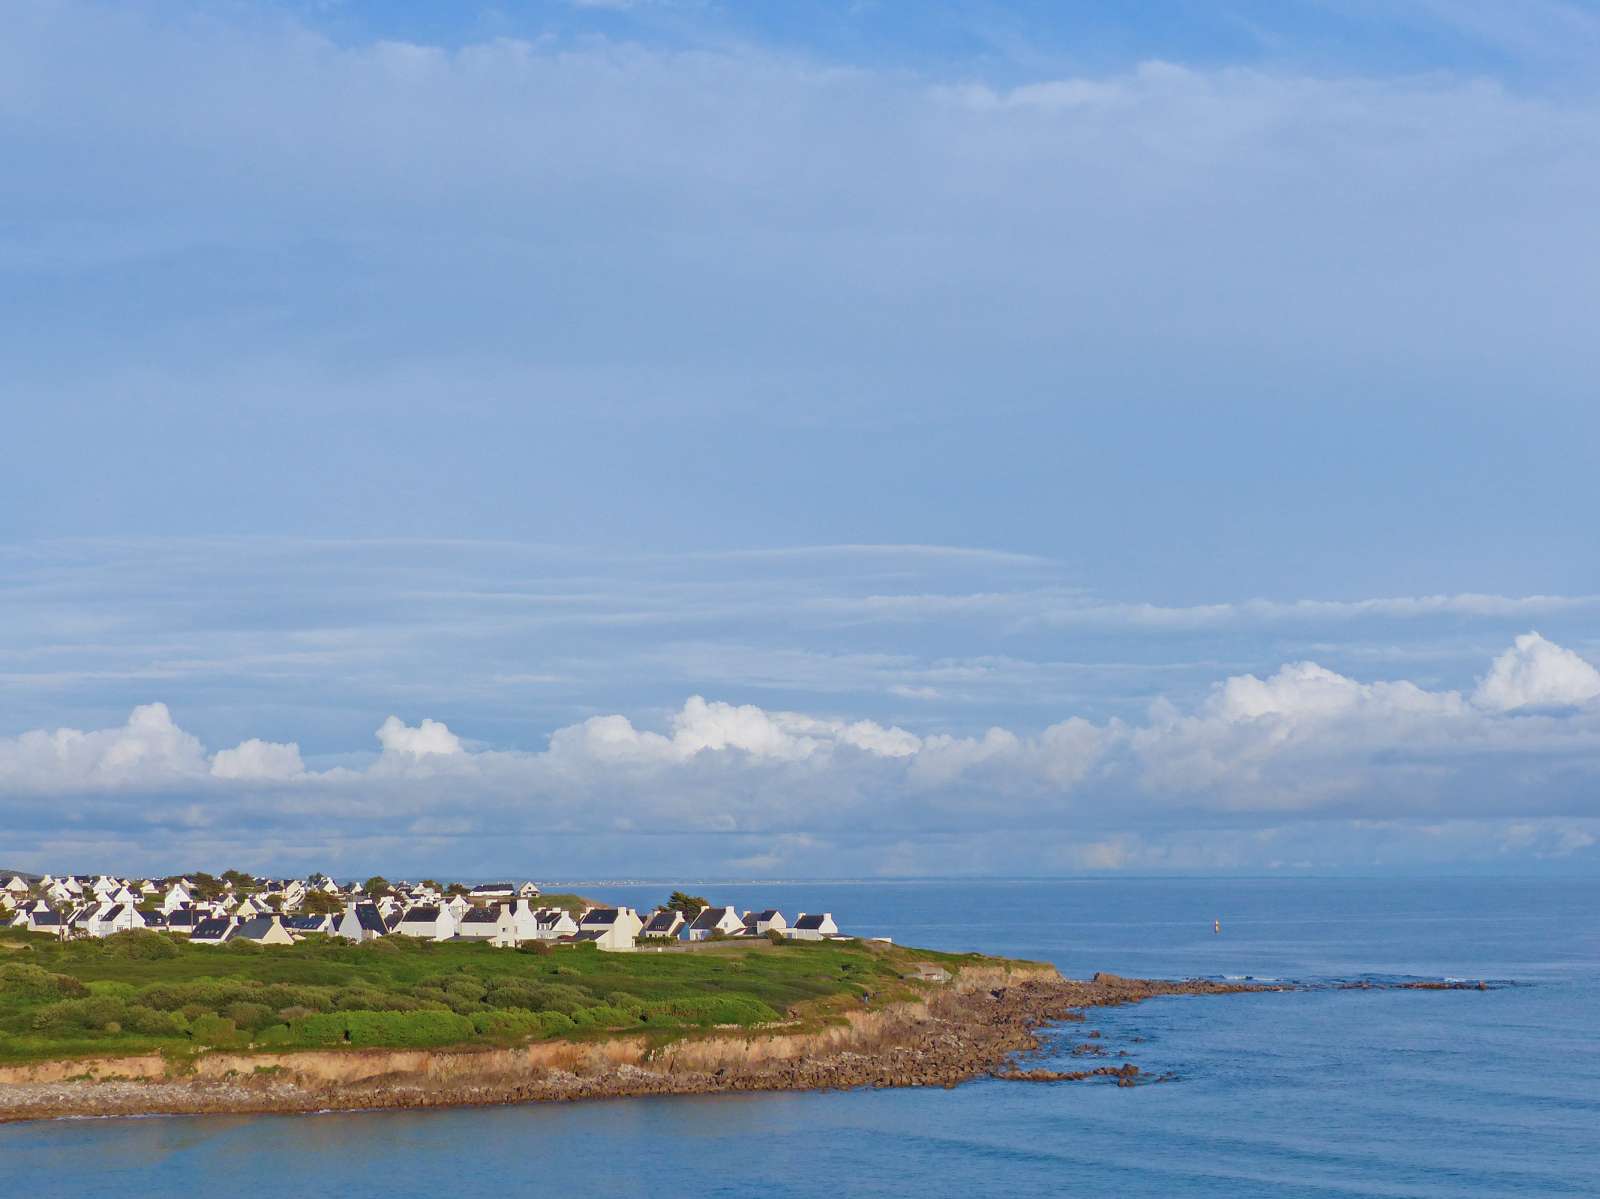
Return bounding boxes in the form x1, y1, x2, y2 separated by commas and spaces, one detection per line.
0, 971, 1264, 1123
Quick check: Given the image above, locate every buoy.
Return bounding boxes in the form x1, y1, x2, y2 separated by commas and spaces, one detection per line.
1214, 918, 1221, 935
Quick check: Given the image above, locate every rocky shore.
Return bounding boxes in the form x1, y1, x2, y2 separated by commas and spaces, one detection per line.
0, 969, 1269, 1122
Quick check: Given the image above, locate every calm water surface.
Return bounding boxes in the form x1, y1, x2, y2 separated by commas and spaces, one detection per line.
5, 878, 1596, 1197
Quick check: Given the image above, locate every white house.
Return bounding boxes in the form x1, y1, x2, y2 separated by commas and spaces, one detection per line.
393, 905, 457, 941
2, 875, 30, 896
443, 894, 470, 922
86, 902, 141, 938
161, 883, 194, 914
189, 917, 236, 945
742, 909, 788, 937
640, 909, 686, 939
234, 914, 295, 945
682, 906, 745, 941
336, 901, 388, 942
576, 907, 643, 951
530, 907, 580, 941
457, 904, 517, 946
467, 882, 516, 902
788, 913, 840, 940
517, 881, 541, 899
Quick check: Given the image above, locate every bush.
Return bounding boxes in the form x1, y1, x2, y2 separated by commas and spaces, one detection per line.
225, 1002, 275, 1032
766, 929, 787, 946
296, 1010, 476, 1048
0, 963, 87, 1003
537, 1010, 576, 1037
471, 1009, 545, 1038
190, 1013, 241, 1046
31, 996, 128, 1034
257, 1024, 292, 1046
517, 940, 552, 956
646, 996, 779, 1027
124, 1005, 187, 1036
86, 980, 139, 1001
101, 930, 181, 960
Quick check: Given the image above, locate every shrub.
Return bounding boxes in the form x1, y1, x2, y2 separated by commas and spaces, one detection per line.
0, 963, 87, 1003
225, 1002, 275, 1032
31, 996, 128, 1034
278, 1005, 318, 1023
257, 1024, 292, 1046
766, 929, 787, 946
537, 1010, 576, 1037
297, 1010, 476, 1048
190, 1014, 241, 1046
87, 980, 139, 1001
646, 996, 779, 1027
123, 1005, 187, 1036
101, 930, 180, 960
517, 940, 552, 956
471, 1009, 544, 1038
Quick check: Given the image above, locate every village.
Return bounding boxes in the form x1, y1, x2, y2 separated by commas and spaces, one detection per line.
1, 871, 843, 952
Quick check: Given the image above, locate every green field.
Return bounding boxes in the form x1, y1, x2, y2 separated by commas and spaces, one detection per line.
0, 927, 990, 1064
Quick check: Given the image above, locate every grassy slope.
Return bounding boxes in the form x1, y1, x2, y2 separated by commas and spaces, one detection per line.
0, 928, 1003, 1065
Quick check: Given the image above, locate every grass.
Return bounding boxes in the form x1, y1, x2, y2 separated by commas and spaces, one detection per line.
0, 927, 1005, 1064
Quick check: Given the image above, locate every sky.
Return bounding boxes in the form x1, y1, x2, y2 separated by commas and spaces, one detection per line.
3, 0, 1600, 880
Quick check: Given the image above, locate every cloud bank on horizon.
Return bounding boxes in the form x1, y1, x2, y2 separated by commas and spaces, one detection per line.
4, 633, 1597, 878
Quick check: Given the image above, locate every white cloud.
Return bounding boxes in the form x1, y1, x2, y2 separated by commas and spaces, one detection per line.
4, 635, 1600, 876
376, 715, 464, 757
0, 702, 208, 790
1472, 631, 1600, 711
209, 737, 306, 781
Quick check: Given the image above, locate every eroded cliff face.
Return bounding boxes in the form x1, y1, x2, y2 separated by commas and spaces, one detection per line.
0, 964, 1255, 1122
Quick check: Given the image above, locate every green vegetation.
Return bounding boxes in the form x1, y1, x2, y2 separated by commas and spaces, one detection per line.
0, 926, 989, 1064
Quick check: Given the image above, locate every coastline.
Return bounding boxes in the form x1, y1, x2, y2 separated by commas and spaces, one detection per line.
0, 969, 1263, 1123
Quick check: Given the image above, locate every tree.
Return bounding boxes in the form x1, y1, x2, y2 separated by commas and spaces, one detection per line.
301, 891, 344, 916
188, 872, 223, 900
363, 876, 391, 898
666, 891, 709, 914
446, 883, 470, 898
221, 869, 255, 892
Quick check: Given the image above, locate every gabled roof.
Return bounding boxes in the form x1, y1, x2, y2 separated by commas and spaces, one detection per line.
581, 908, 620, 926
191, 918, 234, 940
793, 913, 830, 929
399, 905, 442, 922
688, 906, 737, 930
234, 916, 280, 940
347, 903, 387, 932
460, 907, 503, 924
642, 910, 683, 933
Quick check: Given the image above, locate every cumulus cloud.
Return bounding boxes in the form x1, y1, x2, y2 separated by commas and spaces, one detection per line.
209, 738, 306, 781
0, 702, 208, 790
4, 635, 1600, 874
376, 715, 464, 757
1472, 631, 1600, 711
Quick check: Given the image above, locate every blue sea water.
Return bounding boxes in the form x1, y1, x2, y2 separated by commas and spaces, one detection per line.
4, 877, 1596, 1197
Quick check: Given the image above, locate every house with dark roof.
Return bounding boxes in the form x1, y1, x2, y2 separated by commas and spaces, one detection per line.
393, 904, 457, 941
682, 906, 744, 942
234, 914, 295, 945
741, 909, 788, 937
640, 908, 686, 939
283, 914, 335, 936
457, 903, 516, 945
788, 912, 840, 940
189, 917, 236, 945
336, 901, 388, 942
576, 906, 643, 951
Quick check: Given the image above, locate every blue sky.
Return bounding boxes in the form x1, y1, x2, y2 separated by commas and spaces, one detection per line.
3, 1, 1600, 878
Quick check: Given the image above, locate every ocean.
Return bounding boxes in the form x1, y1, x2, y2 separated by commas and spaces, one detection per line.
4, 877, 1596, 1197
